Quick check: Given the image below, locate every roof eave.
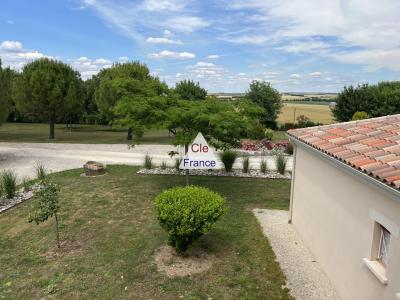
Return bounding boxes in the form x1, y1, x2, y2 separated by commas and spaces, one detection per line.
288, 134, 400, 203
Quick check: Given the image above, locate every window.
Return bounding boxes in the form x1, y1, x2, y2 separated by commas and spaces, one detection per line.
378, 225, 391, 267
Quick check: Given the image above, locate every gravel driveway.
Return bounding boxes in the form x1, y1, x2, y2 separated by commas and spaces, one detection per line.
0, 143, 292, 181
253, 209, 341, 300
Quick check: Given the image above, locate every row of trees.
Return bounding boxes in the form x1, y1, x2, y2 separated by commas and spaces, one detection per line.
0, 57, 282, 148
333, 81, 400, 121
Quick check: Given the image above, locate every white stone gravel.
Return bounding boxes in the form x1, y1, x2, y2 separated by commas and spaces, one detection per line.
253, 209, 341, 300
0, 142, 293, 182
138, 167, 291, 179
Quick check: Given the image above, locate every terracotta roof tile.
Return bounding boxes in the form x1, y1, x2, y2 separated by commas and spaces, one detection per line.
288, 114, 400, 192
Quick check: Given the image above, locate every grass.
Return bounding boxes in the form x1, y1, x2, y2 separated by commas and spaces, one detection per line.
279, 103, 333, 124
0, 165, 292, 300
0, 123, 173, 144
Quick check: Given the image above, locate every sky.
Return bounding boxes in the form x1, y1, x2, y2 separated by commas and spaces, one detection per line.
1, 0, 400, 93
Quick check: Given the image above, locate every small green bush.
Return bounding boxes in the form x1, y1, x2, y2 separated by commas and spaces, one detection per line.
285, 143, 294, 155
154, 186, 226, 254
1, 170, 17, 199
22, 177, 32, 192
35, 163, 47, 181
160, 161, 167, 170
264, 128, 274, 140
144, 154, 153, 169
242, 156, 250, 173
276, 155, 287, 175
352, 111, 369, 121
175, 158, 182, 171
260, 160, 268, 174
219, 150, 238, 172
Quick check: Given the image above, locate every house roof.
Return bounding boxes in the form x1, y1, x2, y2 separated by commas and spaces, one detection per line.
287, 114, 400, 191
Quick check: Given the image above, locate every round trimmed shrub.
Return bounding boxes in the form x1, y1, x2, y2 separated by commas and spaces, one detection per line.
154, 186, 226, 254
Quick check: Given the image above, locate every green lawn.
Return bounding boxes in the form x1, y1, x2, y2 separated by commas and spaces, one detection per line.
0, 123, 173, 144
0, 166, 292, 300
0, 122, 288, 144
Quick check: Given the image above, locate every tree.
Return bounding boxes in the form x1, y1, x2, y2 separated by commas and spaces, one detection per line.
28, 179, 61, 248
174, 79, 207, 101
245, 80, 282, 128
0, 59, 16, 125
95, 61, 152, 140
13, 58, 82, 139
113, 76, 170, 140
165, 97, 264, 150
332, 84, 373, 122
333, 81, 400, 122
82, 75, 103, 124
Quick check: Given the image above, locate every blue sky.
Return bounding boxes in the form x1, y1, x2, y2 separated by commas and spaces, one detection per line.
1, 0, 400, 92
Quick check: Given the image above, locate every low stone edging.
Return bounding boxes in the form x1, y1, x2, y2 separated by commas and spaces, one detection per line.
137, 168, 291, 179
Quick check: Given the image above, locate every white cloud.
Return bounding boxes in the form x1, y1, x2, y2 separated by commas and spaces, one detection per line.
167, 16, 209, 33
228, 0, 400, 70
146, 37, 182, 45
69, 56, 113, 79
6, 20, 14, 25
1, 41, 23, 51
289, 73, 301, 79
148, 50, 196, 59
118, 56, 129, 62
309, 71, 323, 77
0, 41, 51, 70
141, 0, 187, 12
146, 29, 182, 44
206, 54, 219, 60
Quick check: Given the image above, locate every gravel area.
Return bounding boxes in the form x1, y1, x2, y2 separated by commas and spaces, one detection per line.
0, 143, 293, 182
138, 168, 291, 179
253, 209, 341, 300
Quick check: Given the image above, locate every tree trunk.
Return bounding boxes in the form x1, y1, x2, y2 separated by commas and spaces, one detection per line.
55, 212, 60, 249
127, 127, 133, 140
49, 113, 56, 140
185, 143, 189, 186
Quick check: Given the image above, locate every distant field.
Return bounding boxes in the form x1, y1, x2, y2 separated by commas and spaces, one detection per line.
279, 103, 334, 124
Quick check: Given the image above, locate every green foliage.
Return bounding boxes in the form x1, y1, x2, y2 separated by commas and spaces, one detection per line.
35, 163, 47, 181
28, 179, 61, 248
352, 111, 369, 121
160, 161, 167, 170
166, 98, 263, 150
0, 170, 17, 199
296, 115, 321, 128
144, 154, 153, 169
285, 143, 294, 155
101, 61, 170, 140
242, 156, 250, 173
0, 59, 17, 125
276, 155, 287, 175
333, 82, 400, 121
175, 157, 182, 170
219, 150, 238, 172
174, 80, 207, 101
245, 80, 282, 126
260, 160, 268, 174
154, 186, 226, 253
264, 128, 274, 140
22, 177, 32, 192
12, 58, 82, 139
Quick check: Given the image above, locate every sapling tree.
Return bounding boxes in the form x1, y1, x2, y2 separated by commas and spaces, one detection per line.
28, 180, 61, 248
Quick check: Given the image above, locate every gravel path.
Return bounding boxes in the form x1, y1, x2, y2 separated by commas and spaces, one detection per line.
0, 143, 292, 181
253, 209, 341, 300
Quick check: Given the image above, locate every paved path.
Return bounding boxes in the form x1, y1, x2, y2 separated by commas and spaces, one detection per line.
253, 209, 341, 300
0, 143, 292, 181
